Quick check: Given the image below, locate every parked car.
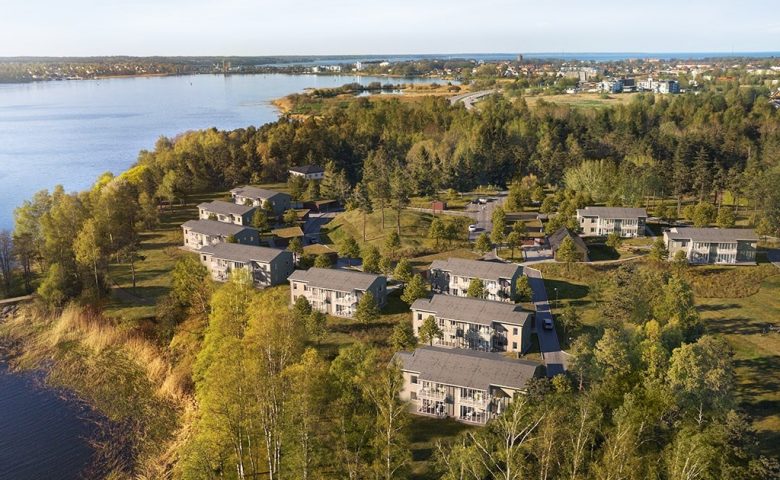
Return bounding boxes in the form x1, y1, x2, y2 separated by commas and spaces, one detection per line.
468, 224, 478, 232
543, 318, 554, 330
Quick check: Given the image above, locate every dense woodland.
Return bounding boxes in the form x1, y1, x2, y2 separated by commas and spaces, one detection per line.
2, 86, 780, 478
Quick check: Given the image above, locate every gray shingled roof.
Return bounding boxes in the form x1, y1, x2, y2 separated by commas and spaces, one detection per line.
230, 186, 291, 201
429, 258, 520, 280
548, 227, 588, 252
198, 200, 255, 216
199, 242, 290, 264
412, 295, 532, 326
666, 227, 758, 243
182, 219, 250, 236
576, 206, 648, 218
289, 164, 324, 174
288, 267, 384, 292
394, 346, 541, 391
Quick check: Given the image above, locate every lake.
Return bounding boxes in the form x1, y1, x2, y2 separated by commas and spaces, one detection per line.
0, 73, 446, 230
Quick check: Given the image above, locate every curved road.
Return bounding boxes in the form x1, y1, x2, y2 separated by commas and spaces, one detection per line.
449, 90, 498, 111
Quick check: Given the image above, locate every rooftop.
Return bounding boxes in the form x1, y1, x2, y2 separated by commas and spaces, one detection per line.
429, 258, 520, 280
182, 219, 250, 236
271, 226, 304, 239
411, 295, 532, 326
576, 206, 648, 218
230, 185, 291, 201
199, 242, 290, 264
289, 164, 324, 175
666, 227, 759, 243
198, 200, 255, 216
288, 267, 384, 292
548, 227, 589, 252
394, 346, 541, 391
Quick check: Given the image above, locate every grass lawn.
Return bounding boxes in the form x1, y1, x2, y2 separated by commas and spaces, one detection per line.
407, 416, 475, 479
697, 274, 780, 455
523, 92, 640, 110
409, 248, 480, 273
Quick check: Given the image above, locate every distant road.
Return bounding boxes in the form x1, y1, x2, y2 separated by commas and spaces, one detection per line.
449, 90, 498, 110
523, 267, 567, 377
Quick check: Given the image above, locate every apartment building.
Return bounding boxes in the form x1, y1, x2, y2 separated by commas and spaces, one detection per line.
576, 206, 648, 237
411, 295, 533, 353
288, 164, 325, 181
230, 186, 292, 217
181, 220, 259, 251
198, 200, 256, 226
429, 258, 522, 303
198, 243, 294, 286
395, 346, 542, 424
663, 227, 758, 265
288, 267, 387, 318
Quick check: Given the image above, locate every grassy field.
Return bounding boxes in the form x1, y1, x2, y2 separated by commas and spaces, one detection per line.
523, 92, 640, 109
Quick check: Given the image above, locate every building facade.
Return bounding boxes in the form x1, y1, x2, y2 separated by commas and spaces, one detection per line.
395, 346, 541, 425
576, 206, 648, 237
428, 258, 522, 303
411, 295, 533, 353
181, 220, 259, 251
198, 200, 256, 226
663, 227, 758, 265
288, 164, 325, 181
230, 186, 292, 217
288, 268, 387, 318
198, 243, 294, 287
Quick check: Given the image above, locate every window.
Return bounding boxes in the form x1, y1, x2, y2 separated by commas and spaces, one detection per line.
411, 375, 418, 384
410, 391, 417, 400
513, 327, 518, 335
512, 342, 517, 350
439, 318, 445, 326
417, 313, 422, 320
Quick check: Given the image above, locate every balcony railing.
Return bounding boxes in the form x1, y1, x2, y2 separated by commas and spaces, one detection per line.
418, 388, 448, 401
459, 395, 490, 408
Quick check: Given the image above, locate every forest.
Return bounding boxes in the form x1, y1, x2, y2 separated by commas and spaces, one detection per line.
1, 84, 780, 478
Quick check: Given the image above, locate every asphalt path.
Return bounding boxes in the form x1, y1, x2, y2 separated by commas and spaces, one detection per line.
523, 266, 567, 376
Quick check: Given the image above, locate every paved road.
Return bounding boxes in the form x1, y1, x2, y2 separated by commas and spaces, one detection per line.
303, 211, 338, 244
467, 194, 506, 242
523, 266, 567, 377
449, 90, 498, 110
768, 248, 780, 268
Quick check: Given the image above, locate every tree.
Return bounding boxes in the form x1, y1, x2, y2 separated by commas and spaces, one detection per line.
401, 273, 428, 305
313, 254, 333, 268
717, 207, 736, 228
649, 238, 669, 262
225, 234, 237, 243
390, 165, 412, 236
512, 220, 527, 236
668, 335, 735, 415
74, 218, 104, 295
364, 149, 393, 230
418, 315, 442, 346
288, 237, 304, 257
390, 322, 417, 351
505, 182, 527, 211
355, 291, 380, 323
556, 236, 581, 264
428, 217, 446, 248
305, 310, 327, 344
605, 232, 622, 251
0, 231, 13, 295
560, 304, 581, 340
170, 255, 212, 316
138, 191, 159, 230
506, 231, 522, 261
306, 179, 320, 201
393, 258, 413, 284
366, 363, 411, 480
338, 235, 361, 265
38, 262, 73, 307
252, 208, 270, 231
293, 295, 312, 320
755, 216, 774, 240
491, 206, 506, 245
362, 244, 381, 273
515, 275, 532, 302
288, 174, 308, 200
474, 233, 491, 254
672, 249, 689, 272
692, 201, 716, 227
467, 278, 485, 298
351, 181, 373, 241
384, 231, 401, 258
378, 255, 394, 276
539, 196, 556, 214
283, 208, 299, 226
321, 160, 351, 203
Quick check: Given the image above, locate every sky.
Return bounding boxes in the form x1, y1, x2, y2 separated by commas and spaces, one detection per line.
1, 0, 778, 57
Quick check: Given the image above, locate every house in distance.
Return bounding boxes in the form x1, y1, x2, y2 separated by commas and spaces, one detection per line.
663, 227, 758, 265
198, 200, 256, 226
576, 206, 648, 237
230, 186, 292, 218
198, 243, 294, 287
181, 219, 259, 251
288, 164, 325, 181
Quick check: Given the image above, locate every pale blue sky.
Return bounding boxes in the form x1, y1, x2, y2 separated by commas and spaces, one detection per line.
1, 0, 778, 56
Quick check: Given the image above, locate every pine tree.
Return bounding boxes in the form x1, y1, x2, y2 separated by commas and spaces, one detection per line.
418, 315, 442, 346
355, 291, 380, 323
467, 278, 485, 298
401, 274, 428, 304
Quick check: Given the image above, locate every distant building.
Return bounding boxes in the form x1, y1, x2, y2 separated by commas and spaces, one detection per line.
429, 258, 522, 303
198, 200, 256, 226
411, 295, 533, 353
230, 186, 292, 217
548, 227, 589, 261
576, 207, 648, 237
181, 220, 259, 251
198, 243, 294, 286
663, 227, 758, 265
288, 164, 325, 181
289, 268, 387, 318
395, 346, 543, 424
638, 77, 680, 94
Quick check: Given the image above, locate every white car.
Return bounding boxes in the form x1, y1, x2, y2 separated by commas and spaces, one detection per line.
468, 224, 478, 232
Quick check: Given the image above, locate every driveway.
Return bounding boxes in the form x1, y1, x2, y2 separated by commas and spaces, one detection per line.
303, 211, 337, 244
467, 194, 506, 242
523, 266, 567, 377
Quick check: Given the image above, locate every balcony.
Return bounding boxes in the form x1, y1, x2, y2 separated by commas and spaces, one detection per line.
459, 395, 490, 409
418, 388, 448, 402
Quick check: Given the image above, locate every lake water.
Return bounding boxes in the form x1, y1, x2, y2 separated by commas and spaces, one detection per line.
0, 362, 95, 479
0, 73, 445, 230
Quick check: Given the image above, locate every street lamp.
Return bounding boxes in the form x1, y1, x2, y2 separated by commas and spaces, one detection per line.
554, 287, 558, 309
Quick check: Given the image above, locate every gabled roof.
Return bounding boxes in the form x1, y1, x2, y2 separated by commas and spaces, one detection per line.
576, 206, 648, 218
289, 164, 324, 175
411, 295, 532, 326
429, 258, 520, 280
666, 227, 758, 243
288, 267, 385, 292
198, 200, 255, 216
230, 186, 291, 201
199, 242, 291, 264
271, 226, 304, 239
182, 219, 250, 236
394, 346, 541, 391
548, 227, 588, 252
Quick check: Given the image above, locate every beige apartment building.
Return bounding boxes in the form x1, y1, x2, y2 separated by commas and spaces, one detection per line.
576, 206, 648, 237
395, 346, 542, 424
663, 227, 758, 265
230, 186, 292, 217
198, 243, 294, 287
429, 258, 522, 303
198, 200, 256, 226
411, 295, 533, 353
181, 219, 259, 251
288, 267, 387, 318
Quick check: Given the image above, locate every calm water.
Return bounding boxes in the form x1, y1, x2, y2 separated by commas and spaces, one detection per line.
0, 73, 444, 230
0, 362, 95, 479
